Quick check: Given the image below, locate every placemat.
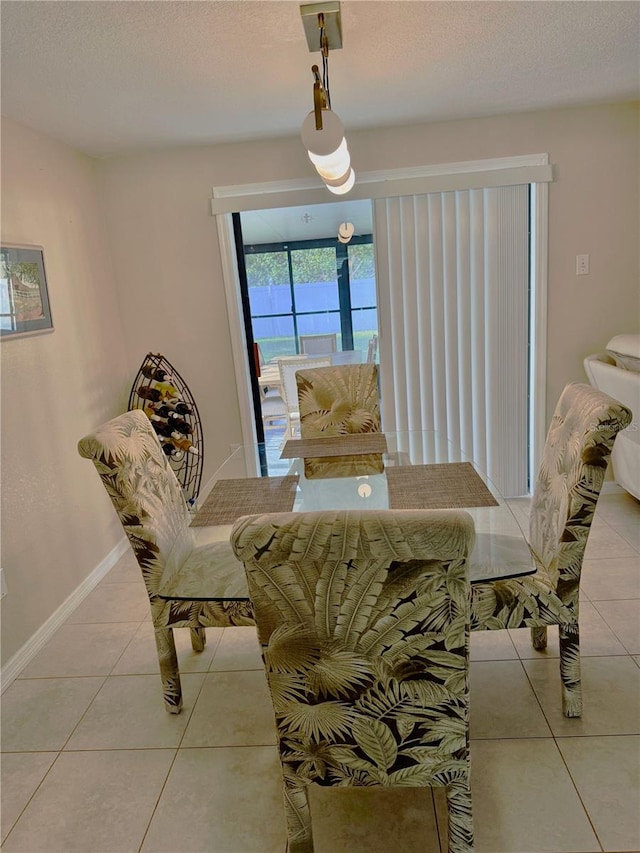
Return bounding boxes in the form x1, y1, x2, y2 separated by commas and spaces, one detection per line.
281, 433, 388, 459
386, 462, 498, 509
190, 475, 299, 526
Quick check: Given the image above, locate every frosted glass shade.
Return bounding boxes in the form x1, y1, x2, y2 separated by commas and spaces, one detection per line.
322, 165, 352, 188
301, 107, 355, 196
310, 140, 351, 181
301, 108, 345, 156
338, 222, 355, 241
327, 168, 355, 195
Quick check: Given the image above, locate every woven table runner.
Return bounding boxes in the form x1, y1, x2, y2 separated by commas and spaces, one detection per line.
386, 462, 498, 509
281, 433, 388, 459
191, 475, 299, 526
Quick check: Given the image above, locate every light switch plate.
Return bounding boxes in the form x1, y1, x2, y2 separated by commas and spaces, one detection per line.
576, 254, 590, 275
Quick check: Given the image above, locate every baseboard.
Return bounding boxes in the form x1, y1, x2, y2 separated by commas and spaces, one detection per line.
0, 536, 129, 693
601, 481, 625, 495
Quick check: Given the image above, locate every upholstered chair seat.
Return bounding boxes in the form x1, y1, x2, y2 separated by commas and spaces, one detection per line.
232, 508, 476, 853
470, 383, 632, 718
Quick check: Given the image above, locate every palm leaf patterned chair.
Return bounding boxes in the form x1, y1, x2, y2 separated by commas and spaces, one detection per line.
471, 382, 632, 718
78, 409, 254, 713
296, 362, 384, 479
231, 508, 476, 853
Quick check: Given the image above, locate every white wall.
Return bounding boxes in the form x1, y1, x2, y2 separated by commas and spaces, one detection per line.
99, 101, 639, 443
1, 118, 130, 666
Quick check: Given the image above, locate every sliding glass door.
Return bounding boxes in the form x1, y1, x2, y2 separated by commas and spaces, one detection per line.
243, 235, 377, 362
232, 213, 378, 452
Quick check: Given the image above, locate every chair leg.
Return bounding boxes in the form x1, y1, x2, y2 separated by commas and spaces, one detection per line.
531, 626, 547, 650
282, 773, 313, 853
154, 627, 183, 714
190, 627, 206, 652
446, 776, 474, 853
559, 622, 582, 718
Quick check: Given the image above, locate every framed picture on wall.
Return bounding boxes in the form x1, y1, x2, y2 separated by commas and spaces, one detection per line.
0, 244, 53, 339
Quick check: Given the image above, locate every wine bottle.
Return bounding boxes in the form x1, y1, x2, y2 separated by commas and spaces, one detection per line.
152, 380, 178, 398
136, 386, 162, 402
141, 365, 172, 383
171, 434, 198, 455
163, 399, 193, 416
155, 404, 174, 418
161, 442, 180, 457
153, 422, 174, 439
171, 418, 193, 435
150, 416, 174, 438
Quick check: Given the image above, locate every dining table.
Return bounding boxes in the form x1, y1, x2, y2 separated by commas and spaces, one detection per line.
185, 430, 536, 591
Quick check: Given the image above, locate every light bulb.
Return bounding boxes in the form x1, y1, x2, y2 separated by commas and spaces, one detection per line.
309, 139, 350, 180
326, 168, 355, 195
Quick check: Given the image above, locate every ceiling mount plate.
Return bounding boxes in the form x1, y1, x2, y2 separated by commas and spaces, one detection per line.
300, 2, 343, 51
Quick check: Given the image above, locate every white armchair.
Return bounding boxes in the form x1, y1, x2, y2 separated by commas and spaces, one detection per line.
584, 334, 640, 499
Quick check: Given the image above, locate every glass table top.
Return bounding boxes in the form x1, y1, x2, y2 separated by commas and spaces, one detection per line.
186, 431, 535, 588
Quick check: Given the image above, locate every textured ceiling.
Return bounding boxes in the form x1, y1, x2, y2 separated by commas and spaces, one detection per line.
1, 0, 639, 159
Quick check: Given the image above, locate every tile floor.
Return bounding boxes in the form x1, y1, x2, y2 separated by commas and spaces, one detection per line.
1, 490, 639, 853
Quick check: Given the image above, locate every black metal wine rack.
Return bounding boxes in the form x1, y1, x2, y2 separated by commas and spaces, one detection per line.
127, 352, 203, 508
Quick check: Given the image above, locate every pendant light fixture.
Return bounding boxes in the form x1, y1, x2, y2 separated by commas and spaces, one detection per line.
338, 221, 354, 243
300, 2, 354, 195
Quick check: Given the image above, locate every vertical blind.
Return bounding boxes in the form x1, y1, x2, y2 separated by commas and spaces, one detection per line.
374, 185, 529, 496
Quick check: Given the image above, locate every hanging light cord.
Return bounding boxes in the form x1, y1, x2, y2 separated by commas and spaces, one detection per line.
319, 13, 331, 109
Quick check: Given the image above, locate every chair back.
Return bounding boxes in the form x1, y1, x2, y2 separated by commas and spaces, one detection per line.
299, 332, 337, 354
231, 508, 475, 853
530, 382, 632, 591
366, 333, 378, 363
296, 362, 382, 477
78, 409, 195, 597
278, 356, 332, 417
253, 342, 264, 376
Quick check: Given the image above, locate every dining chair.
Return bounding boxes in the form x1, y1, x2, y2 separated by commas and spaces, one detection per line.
296, 362, 383, 478
78, 409, 254, 714
299, 332, 337, 354
258, 347, 287, 433
260, 387, 288, 432
470, 382, 632, 718
253, 341, 263, 377
366, 333, 378, 363
231, 508, 476, 853
278, 355, 332, 437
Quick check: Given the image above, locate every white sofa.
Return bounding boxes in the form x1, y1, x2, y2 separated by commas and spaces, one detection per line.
584, 334, 640, 500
